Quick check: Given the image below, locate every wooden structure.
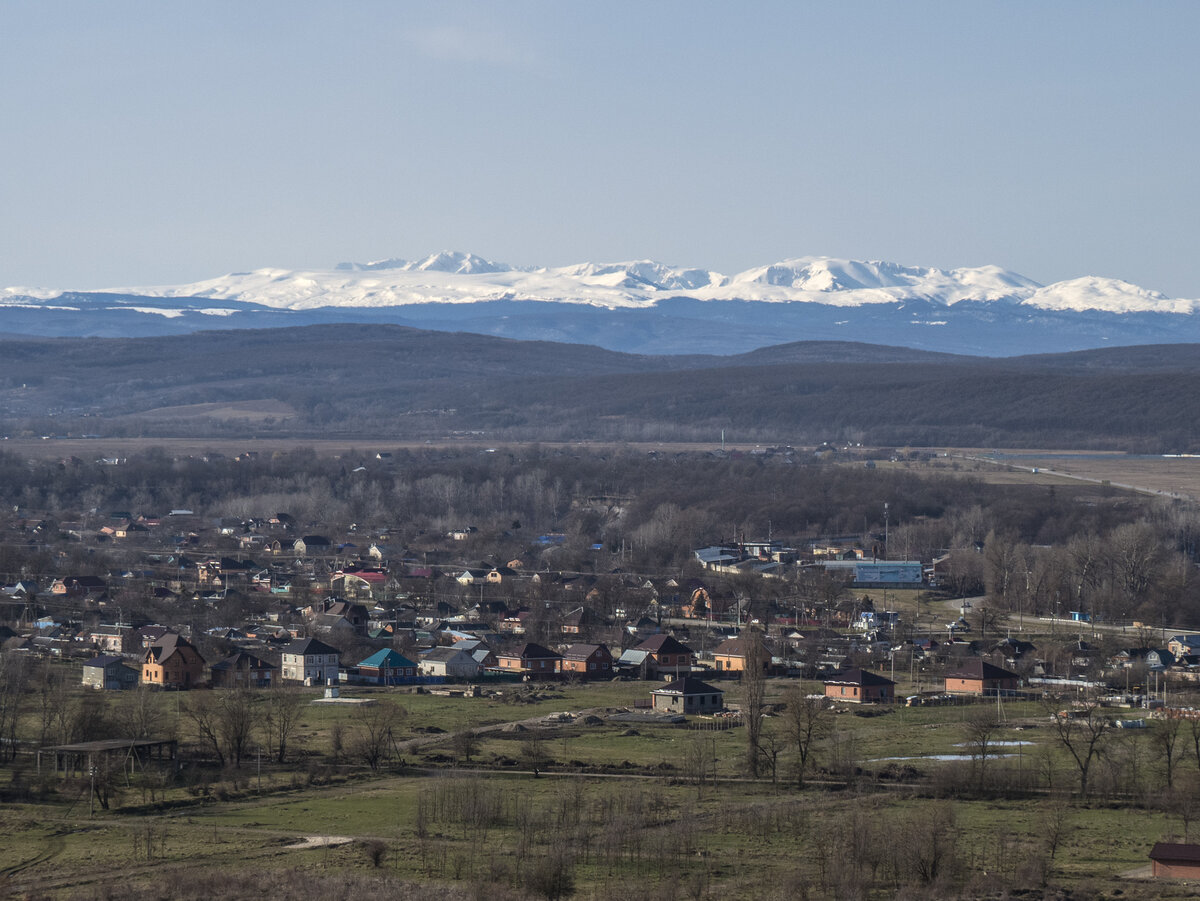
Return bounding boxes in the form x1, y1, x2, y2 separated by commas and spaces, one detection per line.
38, 738, 178, 777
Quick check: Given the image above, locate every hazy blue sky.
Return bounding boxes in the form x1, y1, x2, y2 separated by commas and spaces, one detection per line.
3, 1, 1198, 295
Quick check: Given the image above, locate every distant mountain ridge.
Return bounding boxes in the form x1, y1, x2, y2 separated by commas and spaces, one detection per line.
2, 324, 1199, 450
4, 252, 1200, 355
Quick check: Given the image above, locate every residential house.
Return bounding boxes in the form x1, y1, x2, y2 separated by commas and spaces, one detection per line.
293, 535, 332, 555
712, 636, 769, 673
635, 634, 695, 677
209, 651, 276, 688
560, 644, 613, 679
280, 637, 340, 685
824, 668, 895, 704
1167, 635, 1200, 658
89, 623, 132, 654
332, 570, 387, 600
650, 676, 724, 714
944, 659, 1019, 695
356, 648, 419, 684
559, 606, 594, 635
142, 633, 206, 689
418, 647, 480, 680
82, 655, 138, 691
496, 643, 562, 680
50, 575, 107, 598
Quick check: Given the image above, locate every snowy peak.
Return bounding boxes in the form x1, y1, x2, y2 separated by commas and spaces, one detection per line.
1020, 276, 1200, 314
728, 258, 1042, 301
547, 260, 724, 291
408, 250, 513, 275
335, 251, 512, 275
5, 252, 1197, 319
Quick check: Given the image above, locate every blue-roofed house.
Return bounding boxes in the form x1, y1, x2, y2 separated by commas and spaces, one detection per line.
357, 648, 419, 684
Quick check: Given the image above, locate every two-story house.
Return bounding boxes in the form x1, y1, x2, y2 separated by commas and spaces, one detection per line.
280, 637, 341, 685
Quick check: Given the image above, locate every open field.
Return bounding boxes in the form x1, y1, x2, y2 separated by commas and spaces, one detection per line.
6, 677, 1200, 899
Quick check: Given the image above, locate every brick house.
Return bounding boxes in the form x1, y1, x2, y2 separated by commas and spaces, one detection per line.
824, 668, 895, 704
635, 634, 695, 677
944, 659, 1019, 695
496, 643, 562, 679
560, 643, 613, 679
142, 633, 206, 689
1150, 843, 1200, 878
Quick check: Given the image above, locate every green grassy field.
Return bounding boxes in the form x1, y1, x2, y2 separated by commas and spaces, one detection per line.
6, 676, 1200, 899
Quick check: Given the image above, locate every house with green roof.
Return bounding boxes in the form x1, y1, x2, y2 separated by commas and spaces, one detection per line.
355, 648, 419, 685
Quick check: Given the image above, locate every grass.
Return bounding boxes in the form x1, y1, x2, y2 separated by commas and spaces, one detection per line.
7, 678, 1200, 898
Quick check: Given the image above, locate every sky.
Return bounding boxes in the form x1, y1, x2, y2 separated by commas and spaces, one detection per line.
2, 1, 1199, 296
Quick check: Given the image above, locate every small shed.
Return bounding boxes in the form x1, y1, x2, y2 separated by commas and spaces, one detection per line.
1150, 842, 1200, 878
650, 676, 724, 714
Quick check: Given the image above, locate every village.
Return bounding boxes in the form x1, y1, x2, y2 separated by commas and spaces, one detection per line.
5, 446, 1200, 898
6, 507, 1193, 701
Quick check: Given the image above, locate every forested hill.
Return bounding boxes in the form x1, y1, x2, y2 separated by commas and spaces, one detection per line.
0, 324, 1196, 450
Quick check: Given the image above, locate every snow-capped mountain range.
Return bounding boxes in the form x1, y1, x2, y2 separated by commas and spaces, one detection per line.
4, 252, 1200, 356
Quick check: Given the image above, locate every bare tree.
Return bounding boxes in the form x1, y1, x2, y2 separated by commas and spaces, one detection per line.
451, 729, 479, 764
682, 733, 711, 796
182, 688, 255, 768
261, 684, 305, 764
1046, 702, 1111, 797
962, 707, 1002, 790
352, 700, 406, 770
219, 688, 256, 768
0, 653, 29, 764
741, 632, 767, 778
115, 685, 167, 740
781, 684, 830, 788
1153, 714, 1186, 790
182, 692, 226, 767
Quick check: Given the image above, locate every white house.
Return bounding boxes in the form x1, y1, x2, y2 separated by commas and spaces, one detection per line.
418, 647, 480, 680
280, 637, 340, 685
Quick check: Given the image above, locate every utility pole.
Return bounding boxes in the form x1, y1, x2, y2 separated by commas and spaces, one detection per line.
883, 503, 889, 560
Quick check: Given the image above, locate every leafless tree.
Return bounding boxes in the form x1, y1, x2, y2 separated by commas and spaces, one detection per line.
451, 729, 479, 764
352, 700, 406, 770
261, 684, 306, 763
1040, 798, 1072, 864
0, 653, 29, 764
741, 632, 767, 778
781, 684, 830, 788
182, 688, 255, 768
1046, 702, 1111, 797
1153, 714, 1186, 789
115, 685, 167, 740
962, 707, 1002, 790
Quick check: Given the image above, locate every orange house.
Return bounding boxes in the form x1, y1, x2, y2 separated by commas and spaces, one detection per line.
712, 636, 769, 673
944, 660, 1019, 695
560, 644, 613, 679
142, 634, 206, 689
824, 668, 895, 704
